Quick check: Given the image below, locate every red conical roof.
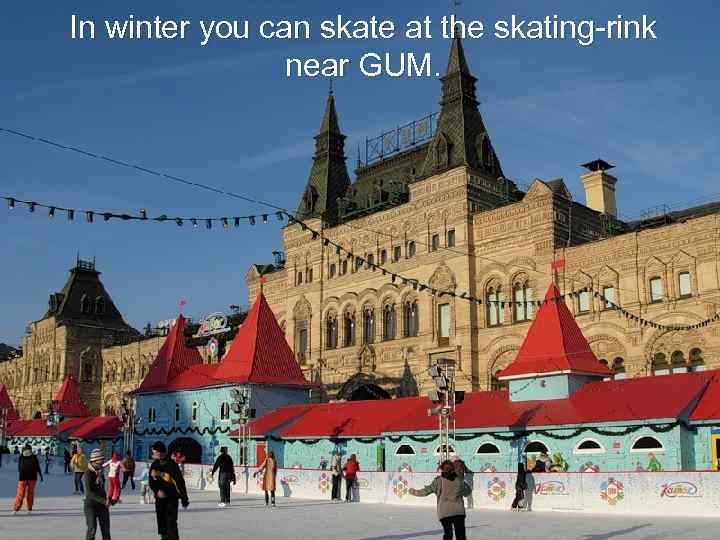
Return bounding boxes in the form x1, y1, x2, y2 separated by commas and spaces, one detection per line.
0, 384, 19, 422
54, 375, 92, 417
137, 314, 203, 393
214, 293, 311, 386
497, 283, 612, 379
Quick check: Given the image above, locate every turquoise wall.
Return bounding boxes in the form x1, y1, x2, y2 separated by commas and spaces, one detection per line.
508, 374, 600, 402
280, 438, 382, 471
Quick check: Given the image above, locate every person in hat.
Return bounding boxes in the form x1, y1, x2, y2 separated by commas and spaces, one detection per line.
149, 441, 189, 540
84, 448, 111, 539
13, 444, 43, 515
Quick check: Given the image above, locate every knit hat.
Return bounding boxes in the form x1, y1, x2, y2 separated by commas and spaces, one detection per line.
89, 448, 104, 463
151, 441, 166, 454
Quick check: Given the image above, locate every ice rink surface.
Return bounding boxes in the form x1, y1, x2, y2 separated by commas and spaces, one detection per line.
0, 467, 717, 539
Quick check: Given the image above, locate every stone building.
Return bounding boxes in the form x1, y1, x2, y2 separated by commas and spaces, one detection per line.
246, 34, 720, 400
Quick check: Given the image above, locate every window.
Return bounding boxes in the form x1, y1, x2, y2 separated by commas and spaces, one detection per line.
491, 370, 508, 391
652, 352, 669, 375
341, 260, 348, 275
355, 257, 363, 271
678, 272, 691, 298
649, 277, 663, 303
431, 234, 440, 251
393, 246, 402, 262
95, 297, 105, 315
329, 263, 336, 279
367, 254, 375, 270
220, 402, 230, 421
307, 268, 313, 282
435, 444, 455, 455
380, 249, 387, 265
363, 307, 375, 344
403, 300, 419, 337
326, 314, 338, 349
578, 290, 591, 313
296, 272, 303, 285
574, 439, 605, 454
612, 358, 626, 379
438, 303, 450, 343
395, 444, 416, 456
407, 241, 416, 258
296, 327, 308, 361
487, 287, 505, 326
523, 441, 549, 454
447, 229, 455, 248
174, 403, 181, 423
343, 311, 356, 347
689, 348, 705, 372
148, 407, 156, 424
191, 402, 198, 422
631, 436, 664, 452
383, 304, 396, 341
80, 294, 92, 315
476, 443, 500, 455
513, 282, 534, 322
602, 286, 616, 309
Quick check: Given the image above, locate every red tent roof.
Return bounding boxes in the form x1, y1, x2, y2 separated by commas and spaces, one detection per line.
214, 293, 311, 387
689, 371, 720, 421
0, 385, 19, 422
136, 314, 204, 393
69, 416, 123, 440
7, 416, 89, 437
54, 376, 92, 417
229, 403, 315, 438
498, 283, 612, 379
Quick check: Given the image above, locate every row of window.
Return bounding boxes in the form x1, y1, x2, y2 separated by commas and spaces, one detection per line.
394, 436, 664, 457
80, 294, 106, 316
299, 230, 456, 285
146, 401, 232, 424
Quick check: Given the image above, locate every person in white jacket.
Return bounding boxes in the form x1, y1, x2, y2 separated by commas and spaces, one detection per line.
102, 452, 125, 505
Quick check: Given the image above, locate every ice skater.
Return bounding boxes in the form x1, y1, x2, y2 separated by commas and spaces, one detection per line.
210, 447, 236, 507
84, 448, 111, 540
64, 448, 72, 475
149, 441, 189, 540
13, 444, 44, 515
254, 451, 277, 506
72, 448, 88, 494
342, 454, 360, 502
121, 451, 136, 490
330, 451, 342, 501
409, 459, 471, 540
103, 452, 124, 505
510, 462, 527, 511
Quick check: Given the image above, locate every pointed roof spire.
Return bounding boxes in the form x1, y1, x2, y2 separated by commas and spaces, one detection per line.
497, 283, 613, 379
0, 384, 19, 422
446, 26, 471, 76
319, 89, 341, 134
215, 293, 312, 386
54, 375, 92, 417
137, 314, 203, 393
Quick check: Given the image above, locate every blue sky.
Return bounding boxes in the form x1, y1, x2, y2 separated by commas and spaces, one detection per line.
1, 1, 719, 345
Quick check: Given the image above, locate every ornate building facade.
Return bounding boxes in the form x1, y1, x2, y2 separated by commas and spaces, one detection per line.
246, 34, 720, 400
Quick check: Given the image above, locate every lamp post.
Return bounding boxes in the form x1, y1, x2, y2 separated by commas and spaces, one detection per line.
45, 399, 62, 457
426, 359, 464, 463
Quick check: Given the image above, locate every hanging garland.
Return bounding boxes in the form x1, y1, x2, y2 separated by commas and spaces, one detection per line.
134, 425, 231, 437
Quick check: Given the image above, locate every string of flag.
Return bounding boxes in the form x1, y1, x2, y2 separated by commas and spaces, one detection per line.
3, 194, 718, 332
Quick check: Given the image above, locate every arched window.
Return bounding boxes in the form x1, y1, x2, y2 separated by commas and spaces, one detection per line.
363, 307, 375, 344
631, 436, 664, 452
329, 263, 336, 279
612, 357, 626, 379
486, 286, 505, 326
383, 304, 396, 341
367, 253, 375, 269
148, 407, 156, 424
80, 294, 92, 315
435, 444, 455, 455
678, 272, 692, 298
191, 401, 198, 422
395, 444, 416, 456
307, 267, 313, 282
513, 281, 534, 322
407, 241, 416, 258
573, 439, 605, 454
174, 403, 181, 423
82, 360, 93, 383
523, 441, 549, 454
490, 370, 508, 391
296, 271, 303, 285
403, 300, 419, 337
220, 402, 230, 421
343, 311, 356, 347
476, 442, 500, 455
689, 348, 705, 372
326, 313, 338, 349
95, 296, 105, 315
652, 352, 669, 376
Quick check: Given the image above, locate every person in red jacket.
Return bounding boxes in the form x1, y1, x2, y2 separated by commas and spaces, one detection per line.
342, 454, 360, 503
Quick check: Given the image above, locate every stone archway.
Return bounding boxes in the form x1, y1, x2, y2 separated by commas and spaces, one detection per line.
337, 373, 390, 401
168, 437, 203, 464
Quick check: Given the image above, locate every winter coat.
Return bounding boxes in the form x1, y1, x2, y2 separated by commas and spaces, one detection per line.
83, 465, 108, 506
149, 457, 189, 505
122, 457, 136, 473
212, 453, 235, 478
343, 458, 360, 479
71, 453, 88, 473
18, 451, 43, 482
515, 463, 527, 490
413, 471, 471, 520
64, 450, 71, 464
330, 455, 342, 477
258, 457, 277, 492
103, 458, 124, 479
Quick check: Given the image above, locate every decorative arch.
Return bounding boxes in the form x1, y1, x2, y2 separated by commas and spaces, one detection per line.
337, 373, 389, 401
487, 345, 519, 390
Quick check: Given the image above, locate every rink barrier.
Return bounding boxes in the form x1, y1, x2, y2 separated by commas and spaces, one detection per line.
134, 463, 720, 517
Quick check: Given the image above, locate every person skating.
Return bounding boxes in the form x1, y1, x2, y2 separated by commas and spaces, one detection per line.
210, 447, 236, 507
12, 444, 44, 515
342, 454, 360, 502
64, 448, 72, 475
72, 448, 88, 494
44, 448, 51, 475
149, 441, 189, 540
510, 462, 527, 511
103, 452, 124, 505
409, 460, 471, 540
84, 448, 111, 540
330, 451, 342, 501
254, 451, 277, 506
121, 451, 136, 490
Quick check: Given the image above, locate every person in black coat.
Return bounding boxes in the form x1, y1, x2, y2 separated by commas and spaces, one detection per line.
13, 445, 44, 514
510, 462, 527, 511
64, 448, 72, 475
210, 447, 236, 507
149, 441, 189, 540
84, 448, 111, 540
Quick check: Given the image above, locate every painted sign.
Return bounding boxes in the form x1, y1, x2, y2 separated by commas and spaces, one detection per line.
535, 480, 569, 496
195, 313, 230, 337
600, 477, 625, 506
660, 482, 701, 498
486, 477, 507, 502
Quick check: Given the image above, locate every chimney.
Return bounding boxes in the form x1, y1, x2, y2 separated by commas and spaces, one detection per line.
580, 159, 617, 217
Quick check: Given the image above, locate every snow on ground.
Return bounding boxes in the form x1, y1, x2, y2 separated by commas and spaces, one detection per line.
0, 467, 717, 539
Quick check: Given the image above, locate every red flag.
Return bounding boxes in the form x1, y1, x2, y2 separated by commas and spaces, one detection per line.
551, 259, 565, 270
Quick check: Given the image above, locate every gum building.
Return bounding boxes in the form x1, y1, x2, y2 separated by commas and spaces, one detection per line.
246, 33, 720, 400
